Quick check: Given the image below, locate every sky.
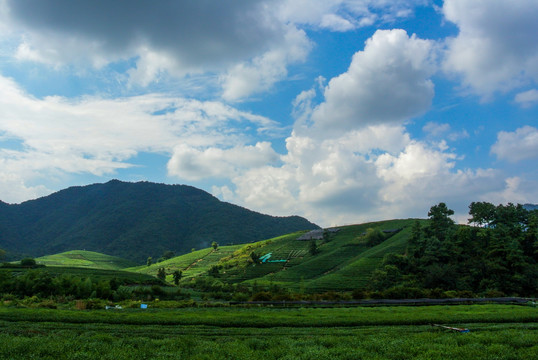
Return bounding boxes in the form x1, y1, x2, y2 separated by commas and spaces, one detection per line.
0, 0, 537, 227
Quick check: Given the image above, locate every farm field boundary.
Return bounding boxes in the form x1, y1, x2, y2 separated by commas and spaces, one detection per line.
0, 304, 536, 328
230, 297, 535, 307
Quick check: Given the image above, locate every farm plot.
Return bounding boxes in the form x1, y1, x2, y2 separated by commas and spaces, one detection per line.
0, 305, 536, 360
36, 250, 137, 270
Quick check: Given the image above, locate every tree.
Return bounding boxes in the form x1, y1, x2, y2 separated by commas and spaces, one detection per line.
173, 270, 182, 285
468, 201, 496, 227
211, 241, 219, 250
426, 202, 455, 242
364, 228, 385, 246
309, 240, 318, 255
157, 267, 166, 281
162, 251, 175, 261
20, 258, 36, 267
209, 265, 220, 277
250, 252, 260, 264
407, 220, 424, 258
0, 248, 5, 261
146, 257, 153, 267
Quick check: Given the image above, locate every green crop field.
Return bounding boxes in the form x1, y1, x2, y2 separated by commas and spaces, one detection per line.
128, 245, 244, 281
0, 305, 536, 359
36, 250, 138, 270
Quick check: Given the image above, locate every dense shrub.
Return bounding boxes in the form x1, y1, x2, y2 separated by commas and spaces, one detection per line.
250, 291, 272, 301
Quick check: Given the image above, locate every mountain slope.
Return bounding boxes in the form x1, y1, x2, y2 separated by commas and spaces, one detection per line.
0, 180, 319, 262
133, 219, 419, 292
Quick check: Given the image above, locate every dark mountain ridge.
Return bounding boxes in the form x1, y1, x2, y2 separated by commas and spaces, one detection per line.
0, 180, 319, 262
523, 204, 538, 211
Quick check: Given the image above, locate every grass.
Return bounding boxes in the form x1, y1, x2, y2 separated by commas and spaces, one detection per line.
168, 219, 421, 292
35, 250, 137, 270
0, 304, 535, 327
0, 304, 536, 359
0, 266, 160, 285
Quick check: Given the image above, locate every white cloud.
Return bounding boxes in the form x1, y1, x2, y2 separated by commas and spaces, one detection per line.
220, 26, 312, 101
2, 0, 301, 95
167, 142, 279, 181
483, 177, 538, 206
1, 1, 431, 99
515, 89, 538, 107
278, 0, 425, 31
0, 75, 279, 202
422, 122, 469, 141
223, 125, 502, 226
443, 0, 538, 96
208, 29, 511, 226
309, 29, 436, 135
423, 122, 450, 137
491, 126, 538, 162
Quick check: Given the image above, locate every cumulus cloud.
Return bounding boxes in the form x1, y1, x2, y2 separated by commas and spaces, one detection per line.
491, 126, 538, 162
220, 26, 312, 101
208, 29, 511, 226
308, 29, 436, 135
224, 125, 502, 225
443, 0, 538, 96
167, 142, 280, 181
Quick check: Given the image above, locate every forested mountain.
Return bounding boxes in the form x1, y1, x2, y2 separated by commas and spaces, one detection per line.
0, 180, 318, 262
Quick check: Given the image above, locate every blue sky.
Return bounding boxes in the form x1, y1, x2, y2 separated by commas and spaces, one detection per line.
0, 0, 537, 226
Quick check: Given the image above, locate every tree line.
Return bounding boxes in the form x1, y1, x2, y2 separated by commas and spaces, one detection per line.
370, 202, 537, 297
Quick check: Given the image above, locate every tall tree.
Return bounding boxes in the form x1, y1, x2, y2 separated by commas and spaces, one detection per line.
157, 268, 166, 281
426, 202, 455, 242
173, 270, 182, 285
309, 240, 318, 255
468, 201, 496, 227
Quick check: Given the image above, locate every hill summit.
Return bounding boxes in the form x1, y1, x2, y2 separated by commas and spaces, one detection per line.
0, 180, 319, 262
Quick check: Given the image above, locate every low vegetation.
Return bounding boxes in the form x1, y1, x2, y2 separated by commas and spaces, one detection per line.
0, 305, 536, 359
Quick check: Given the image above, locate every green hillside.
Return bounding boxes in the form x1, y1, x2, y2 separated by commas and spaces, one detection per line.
35, 250, 137, 270
133, 219, 421, 293
128, 202, 537, 298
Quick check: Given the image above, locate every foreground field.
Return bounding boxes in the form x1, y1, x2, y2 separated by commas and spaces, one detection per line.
0, 305, 536, 359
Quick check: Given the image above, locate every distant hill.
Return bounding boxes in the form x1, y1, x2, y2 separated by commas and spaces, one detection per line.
0, 180, 319, 263
523, 203, 538, 211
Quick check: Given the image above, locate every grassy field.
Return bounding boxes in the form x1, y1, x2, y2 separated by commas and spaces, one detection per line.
0, 305, 536, 359
0, 265, 161, 285
35, 250, 138, 270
